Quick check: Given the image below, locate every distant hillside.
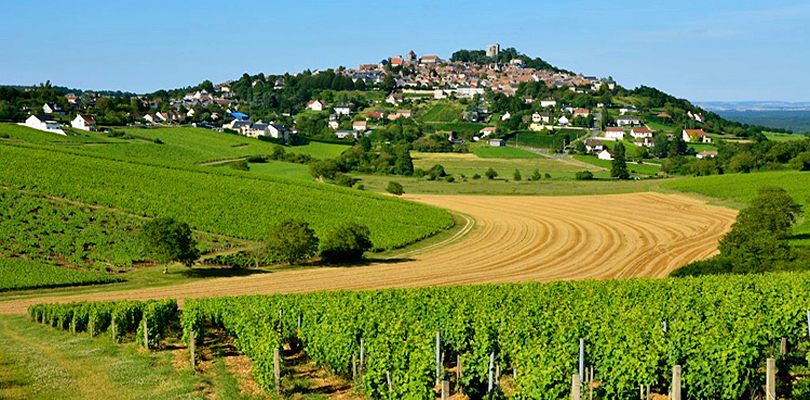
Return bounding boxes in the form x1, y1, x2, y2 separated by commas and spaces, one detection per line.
709, 110, 810, 134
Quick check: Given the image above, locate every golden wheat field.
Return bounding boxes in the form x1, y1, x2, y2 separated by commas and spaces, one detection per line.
0, 192, 736, 314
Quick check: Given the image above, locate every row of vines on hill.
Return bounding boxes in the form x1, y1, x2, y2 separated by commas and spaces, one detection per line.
29, 300, 177, 348
0, 142, 453, 250
180, 273, 810, 399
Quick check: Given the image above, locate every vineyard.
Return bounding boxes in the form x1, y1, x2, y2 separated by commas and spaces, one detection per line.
0, 142, 454, 250
0, 258, 120, 291
0, 189, 143, 271
28, 272, 810, 399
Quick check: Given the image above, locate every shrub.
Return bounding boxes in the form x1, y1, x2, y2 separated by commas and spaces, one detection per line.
485, 168, 498, 180
532, 169, 542, 181
575, 171, 594, 180
334, 173, 358, 188
513, 169, 522, 181
473, 174, 481, 180
445, 176, 455, 183
320, 223, 373, 263
230, 160, 250, 171
544, 173, 551, 179
386, 181, 404, 196
265, 219, 319, 264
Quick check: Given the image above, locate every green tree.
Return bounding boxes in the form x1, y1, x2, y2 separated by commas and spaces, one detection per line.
265, 219, 319, 265
611, 143, 630, 180
394, 146, 414, 176
141, 217, 199, 274
320, 222, 373, 263
575, 170, 594, 180
532, 169, 542, 181
728, 152, 757, 173
386, 181, 404, 196
230, 160, 250, 171
652, 134, 669, 158
485, 167, 498, 180
513, 169, 522, 181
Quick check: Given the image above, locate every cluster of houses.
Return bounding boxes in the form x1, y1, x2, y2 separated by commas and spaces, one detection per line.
221, 112, 291, 141
21, 102, 99, 135
587, 125, 715, 161
343, 45, 614, 99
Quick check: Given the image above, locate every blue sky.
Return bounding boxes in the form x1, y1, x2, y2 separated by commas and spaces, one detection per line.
1, 0, 808, 101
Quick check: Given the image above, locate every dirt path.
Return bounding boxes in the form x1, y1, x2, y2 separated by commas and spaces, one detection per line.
0, 192, 736, 314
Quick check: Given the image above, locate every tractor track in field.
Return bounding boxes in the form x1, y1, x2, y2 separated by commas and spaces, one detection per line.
0, 192, 737, 314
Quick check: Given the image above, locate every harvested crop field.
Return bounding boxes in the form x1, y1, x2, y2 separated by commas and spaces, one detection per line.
0, 192, 736, 314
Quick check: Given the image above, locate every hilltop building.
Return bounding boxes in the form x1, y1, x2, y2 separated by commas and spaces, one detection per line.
486, 43, 500, 58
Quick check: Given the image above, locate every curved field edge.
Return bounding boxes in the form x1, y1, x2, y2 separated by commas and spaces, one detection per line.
660, 171, 810, 244
0, 142, 453, 250
0, 192, 736, 314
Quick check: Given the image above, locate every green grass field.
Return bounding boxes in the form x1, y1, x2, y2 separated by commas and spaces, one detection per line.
645, 121, 675, 133
2, 124, 348, 165
355, 173, 663, 195
425, 122, 487, 137
0, 143, 453, 251
662, 171, 810, 245
471, 145, 541, 158
688, 143, 719, 153
572, 155, 662, 176
247, 160, 313, 180
417, 101, 464, 123
764, 131, 809, 142
411, 151, 595, 178
0, 314, 257, 400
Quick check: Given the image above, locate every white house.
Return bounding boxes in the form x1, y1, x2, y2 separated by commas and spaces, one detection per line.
604, 127, 625, 140
696, 151, 718, 159
306, 100, 326, 111
42, 103, 64, 115
353, 120, 368, 132
71, 114, 96, 131
597, 149, 614, 160
266, 124, 290, 141
328, 119, 340, 130
573, 108, 590, 118
489, 138, 505, 147
616, 115, 641, 127
335, 130, 359, 139
334, 105, 351, 116
540, 99, 557, 108
24, 115, 65, 135
619, 105, 636, 115
500, 111, 511, 121
385, 93, 404, 104
558, 116, 570, 126
682, 129, 712, 143
479, 126, 496, 137
630, 127, 653, 139
584, 139, 604, 152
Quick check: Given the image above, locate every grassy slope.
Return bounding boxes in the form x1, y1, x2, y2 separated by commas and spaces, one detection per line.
0, 315, 204, 400
411, 151, 595, 178
471, 146, 541, 159
0, 258, 121, 292
661, 171, 810, 245
0, 143, 453, 250
418, 101, 464, 123
572, 155, 662, 176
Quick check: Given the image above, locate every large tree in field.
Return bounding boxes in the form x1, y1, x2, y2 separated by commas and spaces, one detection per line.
320, 222, 373, 263
265, 219, 320, 265
611, 142, 630, 180
141, 217, 199, 274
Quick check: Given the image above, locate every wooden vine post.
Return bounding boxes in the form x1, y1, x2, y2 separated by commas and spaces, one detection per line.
671, 364, 682, 400
143, 317, 149, 349
435, 332, 441, 385
780, 337, 787, 356
457, 354, 463, 393
71, 315, 77, 335
189, 330, 196, 370
273, 347, 281, 393
111, 316, 117, 342
487, 351, 495, 396
441, 380, 450, 400
766, 358, 775, 399
571, 373, 581, 400
386, 370, 392, 391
